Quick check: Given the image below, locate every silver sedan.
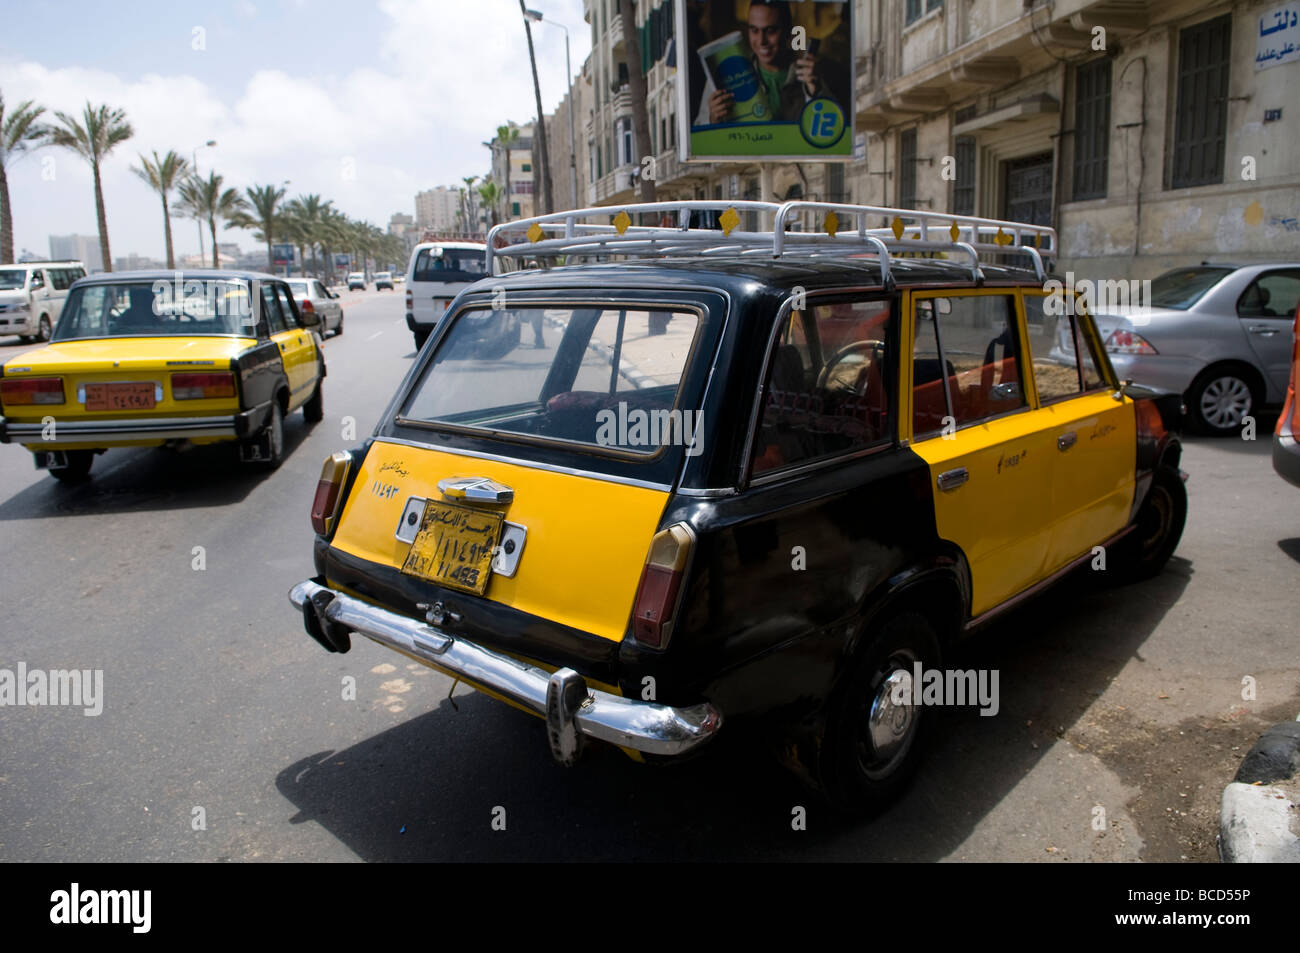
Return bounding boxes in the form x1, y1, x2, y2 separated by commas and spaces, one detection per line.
286, 278, 344, 336
1084, 263, 1299, 435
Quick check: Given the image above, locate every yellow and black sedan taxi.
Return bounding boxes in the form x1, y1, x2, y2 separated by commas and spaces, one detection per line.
289, 202, 1187, 813
0, 270, 326, 480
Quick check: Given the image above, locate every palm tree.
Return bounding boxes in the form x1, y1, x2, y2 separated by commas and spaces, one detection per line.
1, 92, 48, 264
284, 194, 332, 276
131, 150, 190, 269
478, 179, 502, 229
495, 123, 520, 217
48, 102, 133, 271
236, 183, 287, 271
461, 175, 479, 235
176, 172, 246, 268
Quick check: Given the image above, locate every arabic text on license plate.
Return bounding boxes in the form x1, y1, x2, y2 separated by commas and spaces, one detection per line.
400, 500, 503, 595
85, 382, 156, 412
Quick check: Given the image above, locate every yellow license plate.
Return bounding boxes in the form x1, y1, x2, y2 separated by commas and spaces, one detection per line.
400, 500, 503, 595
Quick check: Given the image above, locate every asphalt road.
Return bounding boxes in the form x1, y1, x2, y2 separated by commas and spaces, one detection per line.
0, 289, 1296, 862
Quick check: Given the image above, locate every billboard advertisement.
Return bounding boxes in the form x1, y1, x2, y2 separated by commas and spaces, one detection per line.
676, 0, 854, 162
271, 243, 295, 266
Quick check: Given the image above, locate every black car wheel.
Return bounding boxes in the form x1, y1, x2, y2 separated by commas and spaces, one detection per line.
413, 327, 430, 350
1109, 467, 1187, 583
38, 314, 53, 341
49, 450, 95, 483
1187, 365, 1260, 436
243, 401, 285, 470
816, 611, 941, 815
335, 312, 344, 336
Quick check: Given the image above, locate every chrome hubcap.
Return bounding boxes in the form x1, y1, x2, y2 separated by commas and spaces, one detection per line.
1200, 377, 1251, 429
868, 669, 915, 760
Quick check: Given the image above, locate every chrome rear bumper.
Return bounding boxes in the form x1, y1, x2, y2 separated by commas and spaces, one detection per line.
288, 579, 722, 764
1, 414, 238, 444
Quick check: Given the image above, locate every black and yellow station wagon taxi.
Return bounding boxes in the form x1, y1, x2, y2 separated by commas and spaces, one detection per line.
0, 270, 326, 480
289, 202, 1186, 812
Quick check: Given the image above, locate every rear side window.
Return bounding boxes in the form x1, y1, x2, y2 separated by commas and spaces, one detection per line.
912, 293, 1025, 432
412, 248, 487, 282
261, 285, 289, 334
1149, 267, 1231, 309
751, 298, 893, 476
1238, 270, 1300, 319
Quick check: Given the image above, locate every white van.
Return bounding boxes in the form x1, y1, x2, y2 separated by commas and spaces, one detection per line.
403, 241, 488, 349
0, 261, 86, 341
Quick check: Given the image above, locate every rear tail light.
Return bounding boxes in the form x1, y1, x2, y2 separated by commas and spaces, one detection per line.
630, 523, 695, 649
311, 451, 353, 536
299, 299, 315, 313
172, 372, 236, 400
405, 290, 413, 309
1103, 329, 1158, 355
0, 377, 65, 406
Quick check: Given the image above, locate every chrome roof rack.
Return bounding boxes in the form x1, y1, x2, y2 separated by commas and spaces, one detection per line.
486, 200, 1056, 284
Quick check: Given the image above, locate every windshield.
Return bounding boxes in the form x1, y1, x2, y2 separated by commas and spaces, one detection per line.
412, 247, 487, 282
54, 279, 258, 340
0, 269, 27, 291
402, 305, 701, 456
1149, 267, 1234, 310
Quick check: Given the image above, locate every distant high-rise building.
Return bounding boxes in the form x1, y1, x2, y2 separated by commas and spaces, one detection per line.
415, 186, 461, 233
48, 234, 100, 269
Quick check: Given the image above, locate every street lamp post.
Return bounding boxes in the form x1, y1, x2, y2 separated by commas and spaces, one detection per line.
525, 9, 577, 208
192, 140, 216, 265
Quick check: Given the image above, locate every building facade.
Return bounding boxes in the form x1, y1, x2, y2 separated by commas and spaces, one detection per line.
854, 0, 1300, 279
414, 186, 462, 233
48, 234, 100, 268
488, 121, 538, 222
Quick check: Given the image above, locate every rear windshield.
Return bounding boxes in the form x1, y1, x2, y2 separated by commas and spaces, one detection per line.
54, 280, 257, 340
412, 247, 487, 282
287, 280, 312, 295
1149, 267, 1233, 310
400, 305, 702, 456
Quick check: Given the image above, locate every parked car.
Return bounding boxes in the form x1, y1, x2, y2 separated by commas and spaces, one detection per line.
403, 241, 488, 349
289, 202, 1185, 813
1085, 262, 1300, 435
0, 270, 326, 480
374, 271, 395, 291
0, 260, 86, 342
286, 278, 344, 336
1273, 302, 1300, 486
347, 272, 367, 291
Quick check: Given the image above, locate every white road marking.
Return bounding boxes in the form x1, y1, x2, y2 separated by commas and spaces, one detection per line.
367, 331, 383, 340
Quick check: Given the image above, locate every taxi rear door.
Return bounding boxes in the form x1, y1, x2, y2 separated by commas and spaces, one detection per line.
261, 281, 316, 407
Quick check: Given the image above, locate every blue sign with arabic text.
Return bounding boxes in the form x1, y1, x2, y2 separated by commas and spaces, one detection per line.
1256, 3, 1300, 69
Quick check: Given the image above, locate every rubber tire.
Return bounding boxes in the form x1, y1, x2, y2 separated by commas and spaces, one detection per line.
335, 312, 343, 336
413, 327, 430, 350
1109, 467, 1187, 583
1186, 365, 1260, 437
815, 611, 942, 816
303, 378, 324, 424
245, 401, 285, 471
49, 450, 94, 482
38, 314, 53, 342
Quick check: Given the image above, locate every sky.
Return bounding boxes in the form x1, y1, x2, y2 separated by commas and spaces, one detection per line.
0, 0, 591, 262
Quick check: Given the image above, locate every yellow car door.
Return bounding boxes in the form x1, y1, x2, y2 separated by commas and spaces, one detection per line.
905, 288, 1055, 617
262, 282, 316, 408
1021, 290, 1136, 571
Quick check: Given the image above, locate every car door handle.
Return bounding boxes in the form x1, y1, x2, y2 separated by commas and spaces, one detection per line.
1058, 431, 1077, 451
1247, 325, 1279, 336
279, 343, 287, 351
937, 467, 968, 491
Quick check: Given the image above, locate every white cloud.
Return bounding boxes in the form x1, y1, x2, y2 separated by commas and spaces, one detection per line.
1, 0, 589, 262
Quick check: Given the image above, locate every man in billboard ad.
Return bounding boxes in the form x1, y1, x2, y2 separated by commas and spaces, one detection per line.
679, 0, 852, 161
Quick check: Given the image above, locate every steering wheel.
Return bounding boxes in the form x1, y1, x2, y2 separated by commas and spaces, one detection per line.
816, 340, 885, 392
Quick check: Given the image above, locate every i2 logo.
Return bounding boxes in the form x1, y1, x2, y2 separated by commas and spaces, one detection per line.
800, 98, 845, 149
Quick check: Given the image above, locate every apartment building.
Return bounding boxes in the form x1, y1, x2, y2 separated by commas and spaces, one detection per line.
414, 186, 462, 233
488, 122, 538, 221
854, 0, 1300, 279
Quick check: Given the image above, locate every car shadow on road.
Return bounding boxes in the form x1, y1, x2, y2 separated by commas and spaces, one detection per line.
273, 561, 1192, 861
1278, 538, 1300, 564
0, 416, 313, 520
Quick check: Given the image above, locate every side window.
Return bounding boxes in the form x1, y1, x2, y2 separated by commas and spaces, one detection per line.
275, 284, 300, 326
915, 293, 1025, 432
751, 298, 893, 476
1023, 293, 1082, 403
1237, 271, 1300, 319
261, 285, 289, 334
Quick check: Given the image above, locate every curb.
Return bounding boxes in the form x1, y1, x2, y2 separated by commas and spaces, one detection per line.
1219, 719, 1300, 863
